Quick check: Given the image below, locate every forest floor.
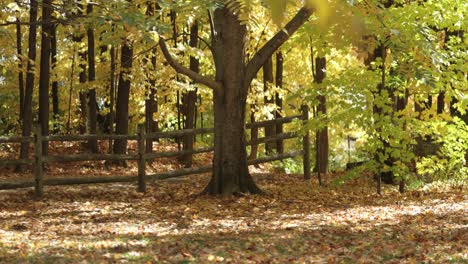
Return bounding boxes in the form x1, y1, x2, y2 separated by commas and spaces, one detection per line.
0, 143, 467, 263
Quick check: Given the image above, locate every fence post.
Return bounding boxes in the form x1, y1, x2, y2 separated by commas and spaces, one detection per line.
137, 124, 146, 192
33, 123, 44, 198
301, 105, 311, 180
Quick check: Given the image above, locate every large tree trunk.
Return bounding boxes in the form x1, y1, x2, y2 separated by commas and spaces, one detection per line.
160, 6, 313, 195
181, 21, 199, 168
113, 42, 133, 155
204, 8, 261, 195
314, 57, 328, 175
18, 0, 38, 171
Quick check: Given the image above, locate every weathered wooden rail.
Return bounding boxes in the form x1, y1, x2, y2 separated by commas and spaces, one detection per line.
0, 106, 311, 197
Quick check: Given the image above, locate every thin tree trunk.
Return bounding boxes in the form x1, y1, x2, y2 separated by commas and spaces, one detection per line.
171, 10, 183, 149
51, 23, 59, 126
181, 21, 199, 168
437, 93, 445, 114
15, 1, 24, 124
38, 0, 53, 156
18, 0, 38, 171
373, 44, 394, 187
263, 56, 276, 154
144, 2, 158, 153
71, 1, 88, 136
275, 51, 284, 153
67, 51, 76, 133
145, 88, 157, 152
87, 3, 98, 153
395, 89, 408, 192
108, 45, 116, 153
248, 110, 259, 160
113, 42, 133, 156
314, 57, 328, 176
78, 92, 87, 134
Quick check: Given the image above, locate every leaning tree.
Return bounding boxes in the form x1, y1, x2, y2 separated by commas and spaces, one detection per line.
159, 2, 314, 195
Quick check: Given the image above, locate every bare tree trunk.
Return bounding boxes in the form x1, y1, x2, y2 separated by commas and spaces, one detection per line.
113, 42, 133, 155
70, 2, 88, 136
38, 0, 53, 156
437, 93, 445, 114
248, 110, 259, 160
145, 2, 159, 153
314, 57, 328, 176
51, 23, 59, 127
18, 0, 38, 172
87, 3, 98, 153
275, 51, 284, 153
263, 56, 276, 154
203, 8, 261, 195
108, 45, 116, 153
181, 21, 199, 168
15, 0, 24, 124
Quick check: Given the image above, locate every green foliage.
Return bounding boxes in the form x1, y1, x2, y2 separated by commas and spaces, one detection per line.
416, 118, 468, 182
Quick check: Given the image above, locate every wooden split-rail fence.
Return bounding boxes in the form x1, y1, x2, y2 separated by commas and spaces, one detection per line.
0, 106, 311, 197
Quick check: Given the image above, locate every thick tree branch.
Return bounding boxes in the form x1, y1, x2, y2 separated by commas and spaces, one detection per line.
244, 7, 313, 88
159, 37, 222, 92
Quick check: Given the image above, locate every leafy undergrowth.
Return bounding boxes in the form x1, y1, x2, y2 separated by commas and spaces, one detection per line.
0, 172, 466, 264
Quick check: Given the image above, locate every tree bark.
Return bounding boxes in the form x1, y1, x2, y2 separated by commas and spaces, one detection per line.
51, 23, 59, 126
314, 57, 328, 175
275, 51, 284, 153
203, 8, 261, 195
437, 93, 445, 114
263, 56, 276, 154
113, 42, 133, 155
248, 110, 259, 160
181, 21, 200, 168
108, 45, 116, 153
87, 3, 98, 153
15, 1, 24, 124
18, 0, 38, 171
71, 2, 87, 136
38, 0, 53, 156
145, 2, 159, 153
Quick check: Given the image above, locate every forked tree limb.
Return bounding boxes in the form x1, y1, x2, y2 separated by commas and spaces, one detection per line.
159, 37, 223, 93
244, 7, 314, 89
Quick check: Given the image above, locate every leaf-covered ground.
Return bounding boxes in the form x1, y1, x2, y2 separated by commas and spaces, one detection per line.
0, 171, 466, 263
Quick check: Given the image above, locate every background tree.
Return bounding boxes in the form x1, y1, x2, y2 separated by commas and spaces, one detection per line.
18, 0, 38, 171
38, 0, 53, 155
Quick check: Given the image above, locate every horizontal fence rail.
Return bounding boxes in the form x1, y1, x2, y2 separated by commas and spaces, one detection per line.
0, 105, 311, 197
245, 114, 302, 129
0, 136, 33, 144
